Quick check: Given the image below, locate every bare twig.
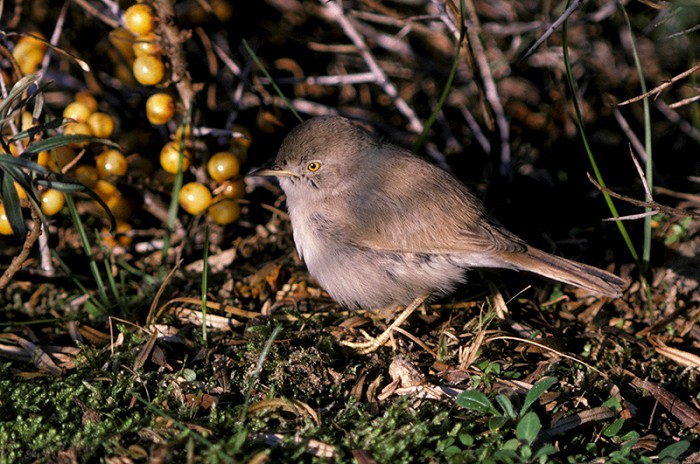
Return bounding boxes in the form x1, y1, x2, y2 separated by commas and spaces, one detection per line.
519, 0, 585, 62
321, 0, 423, 133
617, 62, 700, 107
0, 206, 42, 290
153, 0, 198, 109
588, 173, 699, 220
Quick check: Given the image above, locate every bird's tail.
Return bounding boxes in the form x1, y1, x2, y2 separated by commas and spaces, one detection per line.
497, 247, 627, 297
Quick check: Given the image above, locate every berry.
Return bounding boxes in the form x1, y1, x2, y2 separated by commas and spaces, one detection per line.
178, 182, 212, 215
133, 55, 164, 86
208, 197, 240, 225
160, 142, 191, 174
63, 102, 92, 123
96, 149, 128, 177
124, 4, 156, 36
207, 151, 240, 182
87, 112, 115, 138
40, 189, 65, 216
146, 93, 174, 125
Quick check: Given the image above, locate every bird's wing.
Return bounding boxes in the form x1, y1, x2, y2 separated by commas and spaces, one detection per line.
333, 151, 527, 255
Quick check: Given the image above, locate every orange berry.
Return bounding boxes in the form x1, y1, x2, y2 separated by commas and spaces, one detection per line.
96, 149, 128, 178
208, 197, 240, 225
146, 93, 174, 125
0, 204, 13, 235
207, 151, 240, 182
63, 102, 92, 123
37, 151, 50, 167
40, 189, 65, 216
133, 55, 164, 85
13, 182, 27, 201
87, 112, 115, 138
124, 4, 156, 36
178, 182, 212, 215
159, 142, 191, 174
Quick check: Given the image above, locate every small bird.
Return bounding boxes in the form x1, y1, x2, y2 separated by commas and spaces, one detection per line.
253, 116, 626, 352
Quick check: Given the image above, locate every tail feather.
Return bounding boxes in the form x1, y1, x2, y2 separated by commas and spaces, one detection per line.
497, 247, 627, 297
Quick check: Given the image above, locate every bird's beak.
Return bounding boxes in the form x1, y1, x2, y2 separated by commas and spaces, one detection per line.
248, 165, 299, 178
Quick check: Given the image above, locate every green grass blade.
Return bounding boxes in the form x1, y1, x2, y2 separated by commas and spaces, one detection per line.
64, 193, 110, 308
561, 7, 639, 265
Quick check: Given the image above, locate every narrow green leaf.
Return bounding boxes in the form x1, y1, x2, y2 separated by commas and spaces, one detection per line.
0, 73, 40, 119
495, 394, 517, 419
0, 170, 25, 236
0, 153, 48, 175
24, 134, 120, 154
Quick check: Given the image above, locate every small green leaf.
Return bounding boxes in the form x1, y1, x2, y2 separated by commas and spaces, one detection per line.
456, 390, 496, 413
458, 432, 473, 447
603, 418, 625, 437
516, 411, 542, 445
521, 377, 557, 415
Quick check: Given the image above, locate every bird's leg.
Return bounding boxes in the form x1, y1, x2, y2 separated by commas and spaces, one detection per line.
341, 293, 430, 354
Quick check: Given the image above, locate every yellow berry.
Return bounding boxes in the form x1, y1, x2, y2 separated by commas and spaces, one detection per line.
220, 179, 246, 199
20, 111, 35, 132
178, 182, 212, 215
63, 102, 92, 123
37, 151, 50, 167
124, 4, 156, 36
96, 149, 128, 178
87, 112, 115, 138
94, 180, 119, 201
132, 32, 161, 57
208, 197, 240, 225
40, 189, 65, 216
207, 151, 240, 182
63, 121, 92, 136
146, 93, 174, 125
159, 142, 191, 174
75, 91, 99, 113
13, 34, 47, 75
133, 55, 164, 85
13, 182, 27, 201
74, 165, 99, 188
0, 204, 13, 235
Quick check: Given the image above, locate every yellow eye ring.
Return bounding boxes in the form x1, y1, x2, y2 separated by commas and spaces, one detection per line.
306, 161, 321, 172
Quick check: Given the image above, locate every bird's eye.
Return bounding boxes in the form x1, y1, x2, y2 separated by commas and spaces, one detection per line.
306, 161, 321, 172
